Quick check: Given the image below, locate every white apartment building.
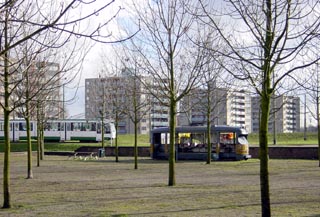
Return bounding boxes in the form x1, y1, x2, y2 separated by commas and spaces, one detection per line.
0, 60, 62, 120
251, 95, 300, 133
85, 70, 169, 134
178, 88, 251, 131
44, 62, 63, 119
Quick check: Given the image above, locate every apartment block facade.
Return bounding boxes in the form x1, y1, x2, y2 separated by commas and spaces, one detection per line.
85, 71, 169, 134
85, 72, 301, 134
0, 60, 62, 120
251, 95, 300, 133
178, 88, 252, 131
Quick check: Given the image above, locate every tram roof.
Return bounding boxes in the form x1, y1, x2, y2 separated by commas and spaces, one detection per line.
151, 125, 248, 135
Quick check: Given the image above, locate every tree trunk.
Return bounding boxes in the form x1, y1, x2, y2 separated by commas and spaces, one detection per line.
133, 78, 138, 170
168, 98, 176, 186
40, 126, 44, 160
206, 118, 211, 164
37, 128, 41, 167
24, 66, 33, 178
115, 114, 119, 162
3, 110, 11, 209
259, 0, 272, 215
134, 117, 138, 170
3, 11, 11, 207
259, 94, 271, 217
37, 102, 41, 167
25, 116, 33, 179
318, 123, 320, 167
206, 89, 212, 164
317, 96, 320, 167
101, 118, 105, 149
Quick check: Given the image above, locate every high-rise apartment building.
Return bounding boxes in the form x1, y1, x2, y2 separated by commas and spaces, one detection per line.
85, 71, 301, 134
85, 70, 169, 134
178, 88, 251, 131
0, 60, 61, 120
251, 95, 300, 133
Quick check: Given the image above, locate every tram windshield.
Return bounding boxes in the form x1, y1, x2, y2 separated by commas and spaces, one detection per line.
238, 136, 248, 145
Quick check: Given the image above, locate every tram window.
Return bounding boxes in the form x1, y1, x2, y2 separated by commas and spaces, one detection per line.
73, 123, 81, 131
71, 122, 85, 131
19, 123, 27, 131
211, 133, 218, 143
57, 123, 65, 131
80, 123, 93, 131
153, 133, 162, 144
45, 123, 61, 131
0, 123, 4, 131
238, 136, 248, 145
81, 123, 86, 131
97, 123, 101, 133
44, 123, 50, 131
70, 123, 75, 131
104, 124, 110, 133
191, 133, 206, 144
161, 133, 168, 144
219, 132, 235, 144
91, 123, 96, 131
45, 123, 52, 131
17, 122, 33, 131
66, 123, 72, 131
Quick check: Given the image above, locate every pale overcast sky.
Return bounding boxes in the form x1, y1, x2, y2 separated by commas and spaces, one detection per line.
65, 0, 133, 118
64, 0, 315, 128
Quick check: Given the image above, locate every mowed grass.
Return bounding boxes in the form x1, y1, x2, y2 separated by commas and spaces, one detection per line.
0, 154, 319, 217
0, 132, 318, 153
0, 134, 150, 152
247, 132, 319, 146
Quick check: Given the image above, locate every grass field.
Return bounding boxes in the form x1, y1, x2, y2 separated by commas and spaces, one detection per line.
0, 154, 319, 217
0, 134, 150, 152
0, 132, 318, 153
248, 132, 319, 145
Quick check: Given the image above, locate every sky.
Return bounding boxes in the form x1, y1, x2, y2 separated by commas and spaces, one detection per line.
64, 0, 133, 118
63, 0, 318, 128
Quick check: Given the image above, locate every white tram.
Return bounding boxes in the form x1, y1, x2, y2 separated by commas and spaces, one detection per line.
0, 119, 116, 142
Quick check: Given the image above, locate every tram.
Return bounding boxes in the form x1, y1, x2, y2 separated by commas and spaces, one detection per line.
150, 125, 251, 161
0, 119, 116, 142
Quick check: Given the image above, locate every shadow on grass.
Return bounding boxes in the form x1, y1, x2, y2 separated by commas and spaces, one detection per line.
110, 202, 261, 216
110, 200, 320, 217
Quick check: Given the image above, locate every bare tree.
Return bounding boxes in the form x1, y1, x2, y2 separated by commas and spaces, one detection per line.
298, 64, 320, 167
0, 0, 132, 209
192, 31, 235, 164
109, 46, 152, 169
126, 0, 207, 186
108, 77, 127, 162
100, 58, 128, 162
13, 38, 62, 178
199, 0, 320, 216
123, 66, 151, 170
201, 66, 229, 164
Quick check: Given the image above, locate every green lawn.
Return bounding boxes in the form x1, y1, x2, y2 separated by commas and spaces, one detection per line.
0, 134, 150, 152
0, 155, 319, 217
248, 132, 318, 145
0, 132, 318, 153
